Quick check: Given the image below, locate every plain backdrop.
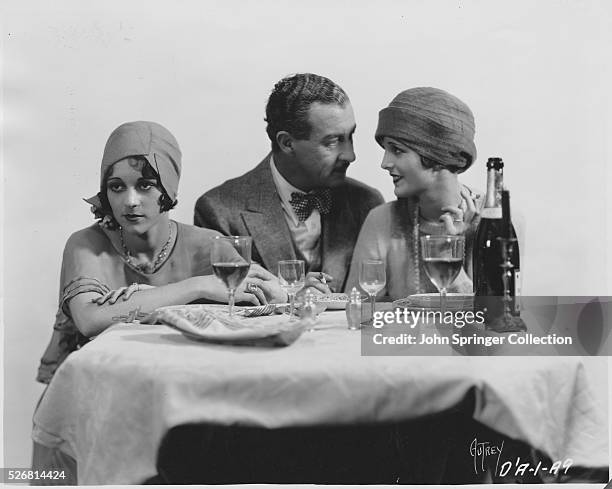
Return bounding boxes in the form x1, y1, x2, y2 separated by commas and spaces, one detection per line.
2, 0, 611, 471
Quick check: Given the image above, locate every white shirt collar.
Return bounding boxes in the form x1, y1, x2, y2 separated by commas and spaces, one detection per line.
270, 154, 305, 226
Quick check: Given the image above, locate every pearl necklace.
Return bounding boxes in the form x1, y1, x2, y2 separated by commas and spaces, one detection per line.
119, 222, 173, 274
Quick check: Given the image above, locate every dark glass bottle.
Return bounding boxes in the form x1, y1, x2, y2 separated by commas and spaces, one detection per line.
473, 158, 521, 324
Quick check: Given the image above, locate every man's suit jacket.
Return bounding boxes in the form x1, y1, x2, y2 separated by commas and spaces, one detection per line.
194, 154, 385, 292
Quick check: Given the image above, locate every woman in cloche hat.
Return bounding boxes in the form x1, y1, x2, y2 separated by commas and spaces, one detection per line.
36, 121, 287, 385
346, 87, 484, 299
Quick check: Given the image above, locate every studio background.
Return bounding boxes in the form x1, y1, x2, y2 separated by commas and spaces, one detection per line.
3, 0, 610, 470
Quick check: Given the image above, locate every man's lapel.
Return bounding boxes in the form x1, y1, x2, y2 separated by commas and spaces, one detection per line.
321, 186, 359, 292
241, 155, 296, 271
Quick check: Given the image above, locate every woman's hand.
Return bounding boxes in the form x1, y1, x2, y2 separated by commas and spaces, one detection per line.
234, 279, 267, 305
92, 283, 155, 305
198, 274, 266, 306
240, 267, 333, 303
242, 264, 288, 303
440, 187, 480, 235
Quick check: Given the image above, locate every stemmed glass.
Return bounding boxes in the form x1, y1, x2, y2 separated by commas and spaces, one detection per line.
211, 236, 252, 317
278, 260, 305, 321
359, 259, 386, 323
420, 235, 465, 316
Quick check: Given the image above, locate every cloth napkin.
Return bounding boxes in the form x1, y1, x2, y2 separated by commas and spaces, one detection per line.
142, 304, 304, 346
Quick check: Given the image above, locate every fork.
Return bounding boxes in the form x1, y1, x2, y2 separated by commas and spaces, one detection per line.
239, 304, 278, 317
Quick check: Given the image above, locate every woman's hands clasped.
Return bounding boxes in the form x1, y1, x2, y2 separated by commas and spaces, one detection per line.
241, 266, 334, 304
239, 264, 287, 304
439, 186, 480, 235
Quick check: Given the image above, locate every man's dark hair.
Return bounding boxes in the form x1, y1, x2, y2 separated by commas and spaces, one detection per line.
92, 157, 177, 230
265, 73, 349, 152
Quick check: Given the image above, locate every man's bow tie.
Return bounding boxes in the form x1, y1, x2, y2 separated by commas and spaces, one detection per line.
289, 189, 332, 222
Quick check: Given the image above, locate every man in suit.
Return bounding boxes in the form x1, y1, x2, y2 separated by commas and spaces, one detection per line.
194, 73, 384, 292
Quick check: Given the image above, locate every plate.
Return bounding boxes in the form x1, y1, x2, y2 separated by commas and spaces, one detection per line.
393, 293, 474, 311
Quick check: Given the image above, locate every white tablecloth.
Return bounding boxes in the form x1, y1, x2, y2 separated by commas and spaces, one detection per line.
32, 311, 608, 484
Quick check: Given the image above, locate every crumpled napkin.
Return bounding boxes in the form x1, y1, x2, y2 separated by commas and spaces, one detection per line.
142, 304, 304, 346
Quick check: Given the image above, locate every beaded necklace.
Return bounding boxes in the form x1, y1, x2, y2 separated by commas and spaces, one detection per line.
119, 221, 173, 274
412, 203, 422, 294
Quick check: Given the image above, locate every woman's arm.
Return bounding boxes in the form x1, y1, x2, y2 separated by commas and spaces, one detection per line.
60, 225, 294, 338
69, 275, 262, 337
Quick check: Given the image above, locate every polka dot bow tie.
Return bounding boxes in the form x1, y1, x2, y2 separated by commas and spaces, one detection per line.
289, 189, 332, 222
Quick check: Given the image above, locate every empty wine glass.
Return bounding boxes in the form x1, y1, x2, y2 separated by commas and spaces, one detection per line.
359, 259, 386, 323
278, 260, 305, 321
211, 236, 252, 317
420, 235, 465, 316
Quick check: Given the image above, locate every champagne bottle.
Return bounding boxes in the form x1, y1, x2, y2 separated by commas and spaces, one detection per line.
473, 157, 520, 325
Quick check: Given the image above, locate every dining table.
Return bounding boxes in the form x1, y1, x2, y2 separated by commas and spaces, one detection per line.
32, 304, 608, 485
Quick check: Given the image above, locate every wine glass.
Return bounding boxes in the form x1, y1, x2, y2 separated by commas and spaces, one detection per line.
359, 259, 386, 323
420, 235, 465, 316
278, 260, 305, 321
211, 236, 252, 317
